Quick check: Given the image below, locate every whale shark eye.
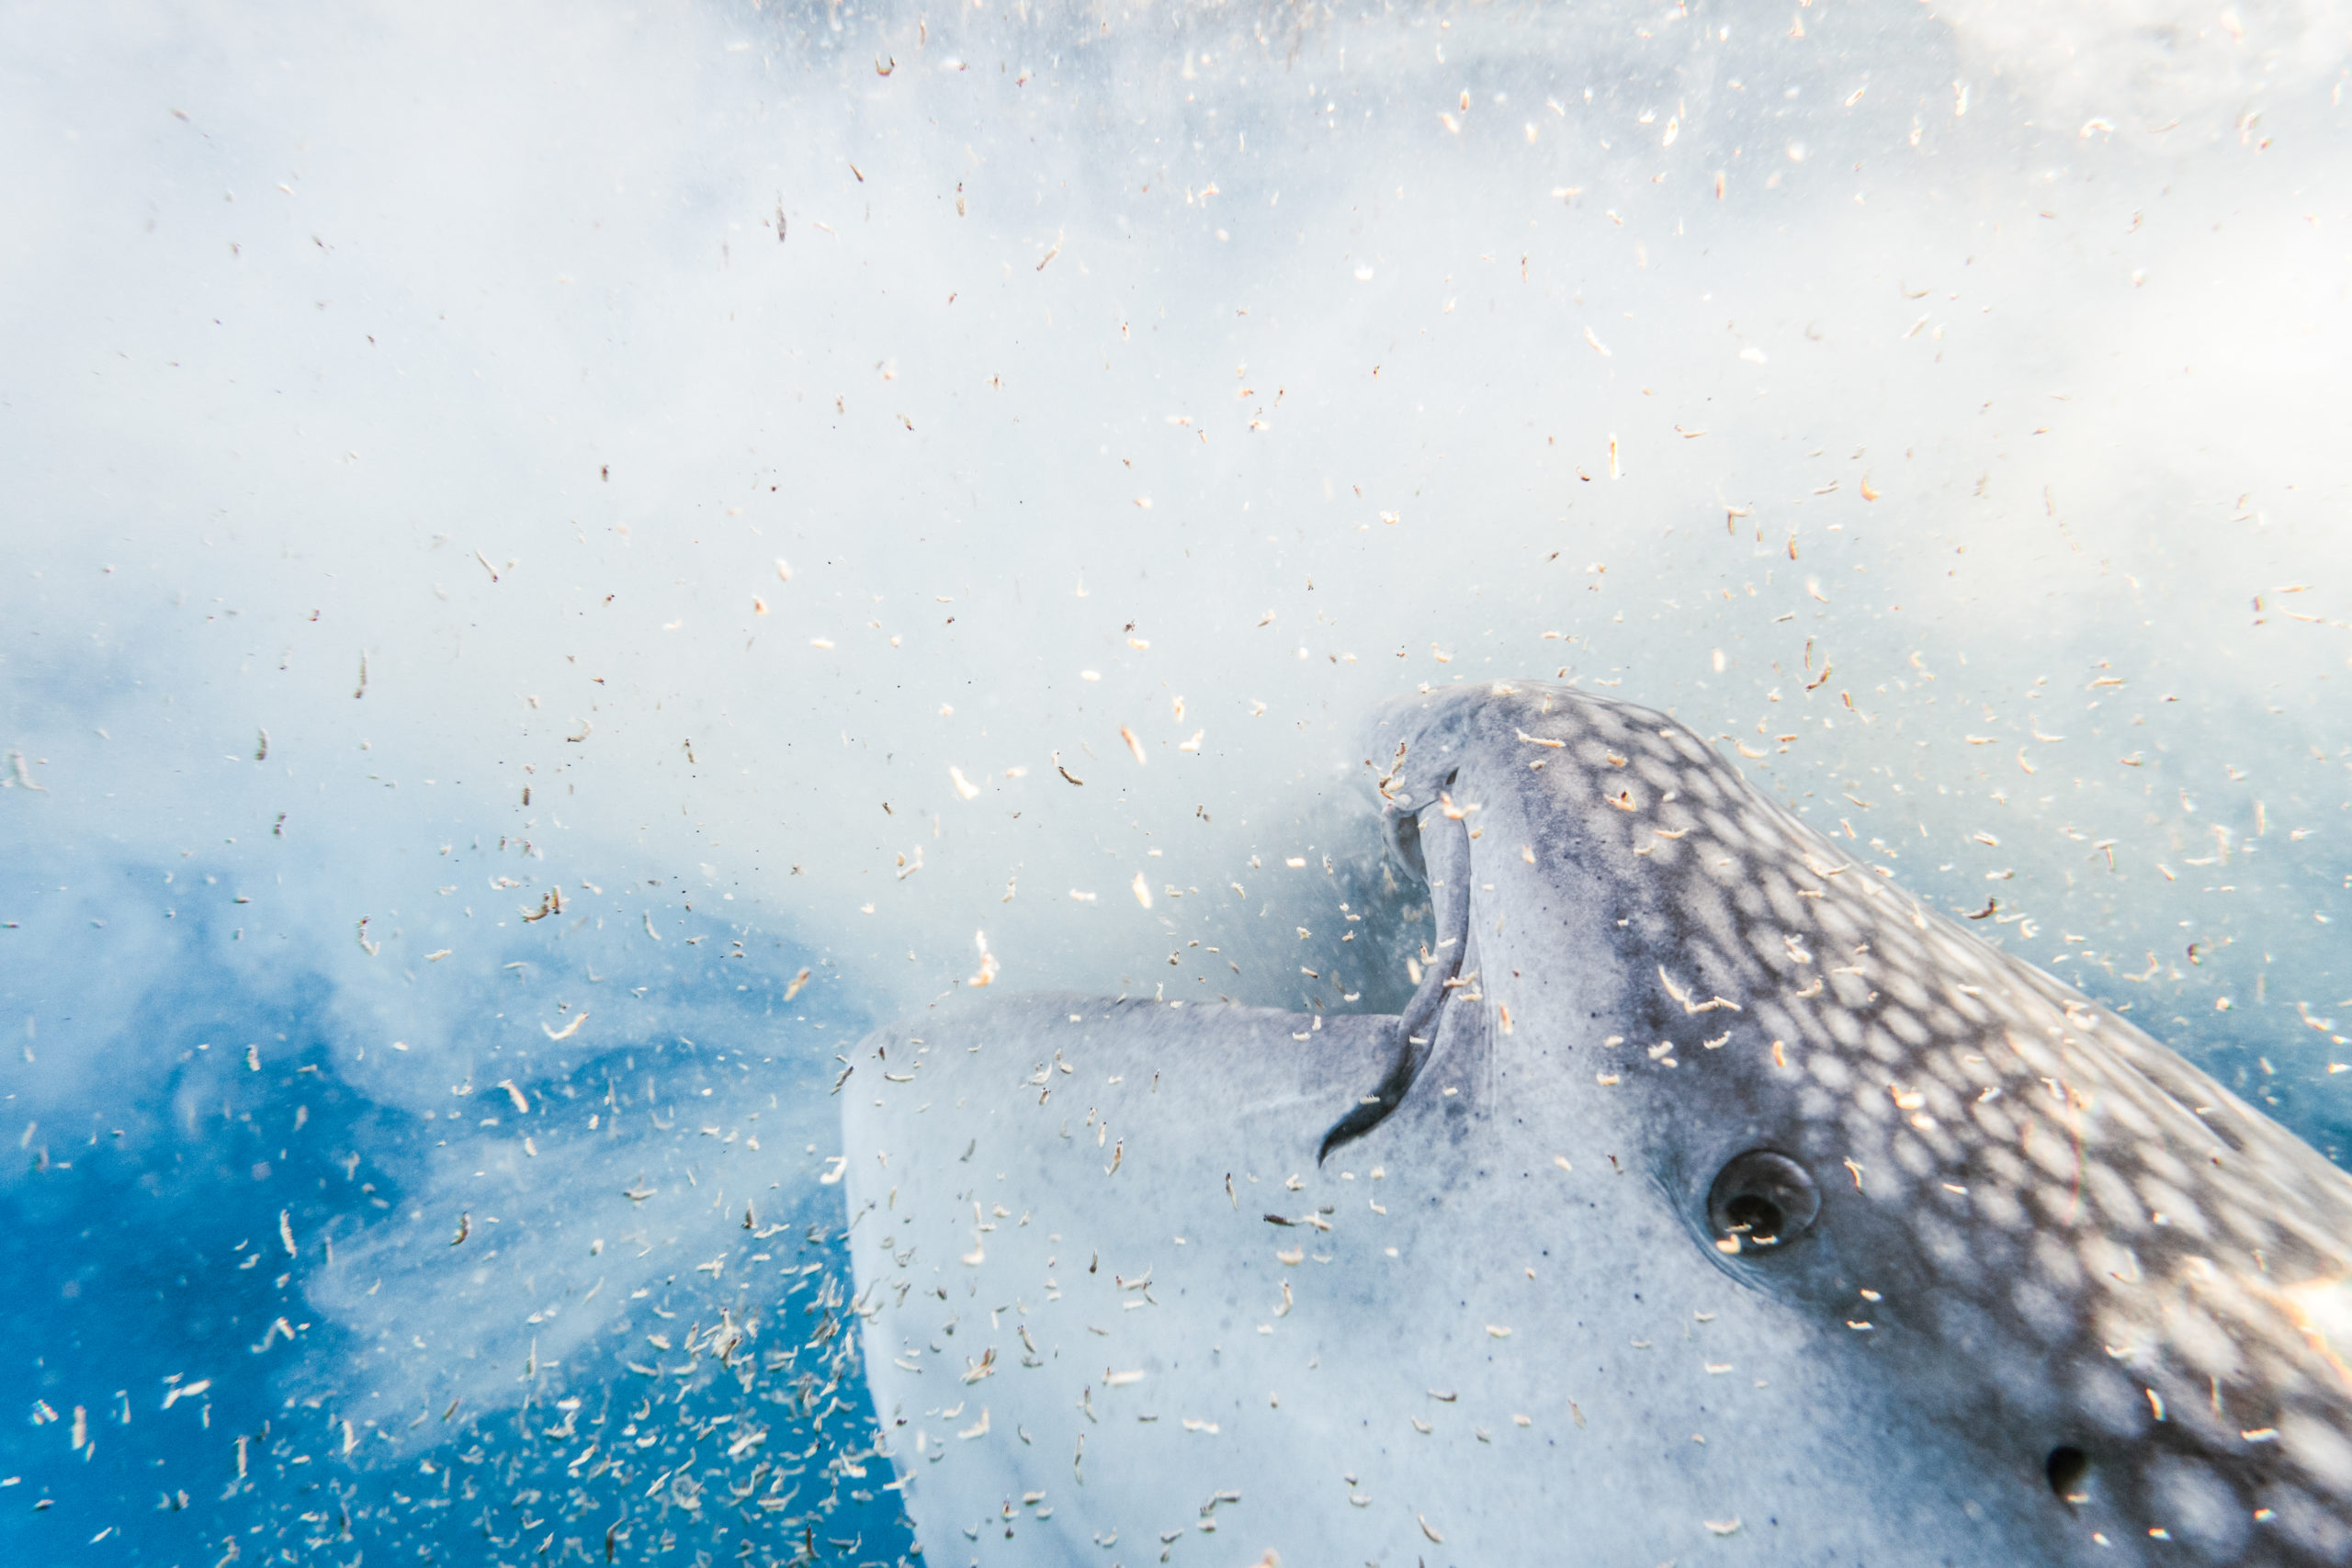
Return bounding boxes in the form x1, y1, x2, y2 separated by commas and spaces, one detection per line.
1706, 1150, 1819, 1250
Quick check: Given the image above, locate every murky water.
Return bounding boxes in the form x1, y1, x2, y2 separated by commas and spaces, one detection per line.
4, 1, 2348, 1562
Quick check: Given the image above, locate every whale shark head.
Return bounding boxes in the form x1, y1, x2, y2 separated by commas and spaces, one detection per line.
843, 680, 2352, 1566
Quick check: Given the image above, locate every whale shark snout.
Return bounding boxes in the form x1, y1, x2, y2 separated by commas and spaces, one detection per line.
844, 681, 2352, 1565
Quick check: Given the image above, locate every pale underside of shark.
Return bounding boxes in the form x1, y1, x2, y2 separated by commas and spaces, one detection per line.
842, 682, 2352, 1566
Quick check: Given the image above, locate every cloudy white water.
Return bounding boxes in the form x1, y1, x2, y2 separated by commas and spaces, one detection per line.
2, 0, 2348, 1562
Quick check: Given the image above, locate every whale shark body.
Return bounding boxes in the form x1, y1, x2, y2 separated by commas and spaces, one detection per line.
842, 682, 2352, 1565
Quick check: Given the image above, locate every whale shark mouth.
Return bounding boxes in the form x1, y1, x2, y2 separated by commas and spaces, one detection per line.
843, 681, 2352, 1563
1317, 787, 1474, 1160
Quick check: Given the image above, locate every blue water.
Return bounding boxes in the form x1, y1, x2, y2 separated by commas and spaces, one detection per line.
2, 847, 913, 1566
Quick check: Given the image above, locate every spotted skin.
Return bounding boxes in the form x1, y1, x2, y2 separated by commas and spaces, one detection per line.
844, 682, 2352, 1565
1377, 681, 2352, 1561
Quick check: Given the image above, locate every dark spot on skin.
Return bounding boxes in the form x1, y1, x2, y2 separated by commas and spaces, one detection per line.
2045, 1446, 2090, 1503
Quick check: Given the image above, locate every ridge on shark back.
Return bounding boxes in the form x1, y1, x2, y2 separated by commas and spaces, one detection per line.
842, 681, 2352, 1566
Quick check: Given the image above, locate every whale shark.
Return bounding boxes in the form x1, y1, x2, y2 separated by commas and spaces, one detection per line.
842, 682, 2352, 1565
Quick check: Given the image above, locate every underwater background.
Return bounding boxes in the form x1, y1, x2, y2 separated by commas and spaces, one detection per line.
3, 0, 2349, 1562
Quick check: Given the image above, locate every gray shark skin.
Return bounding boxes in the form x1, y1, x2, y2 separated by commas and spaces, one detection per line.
842, 682, 2352, 1566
